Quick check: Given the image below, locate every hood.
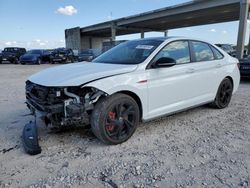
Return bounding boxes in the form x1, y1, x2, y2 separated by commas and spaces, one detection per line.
21, 54, 39, 60
28, 62, 138, 87
79, 53, 92, 57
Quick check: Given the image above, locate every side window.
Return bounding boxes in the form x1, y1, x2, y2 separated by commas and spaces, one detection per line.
192, 41, 214, 61
153, 41, 191, 64
210, 46, 224, 59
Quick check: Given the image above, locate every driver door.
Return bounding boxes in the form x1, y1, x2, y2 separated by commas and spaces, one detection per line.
146, 40, 201, 119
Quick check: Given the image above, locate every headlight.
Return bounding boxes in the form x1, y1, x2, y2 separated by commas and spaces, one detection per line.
88, 56, 93, 61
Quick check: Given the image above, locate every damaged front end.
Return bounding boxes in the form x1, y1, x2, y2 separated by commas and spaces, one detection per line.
25, 80, 107, 127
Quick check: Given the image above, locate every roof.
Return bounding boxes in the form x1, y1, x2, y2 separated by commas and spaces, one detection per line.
130, 37, 172, 41
69, 0, 245, 37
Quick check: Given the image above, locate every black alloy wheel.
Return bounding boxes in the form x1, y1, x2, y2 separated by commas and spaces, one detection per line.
91, 93, 140, 145
212, 78, 233, 109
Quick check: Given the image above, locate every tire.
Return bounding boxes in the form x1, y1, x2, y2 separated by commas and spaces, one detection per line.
211, 78, 233, 109
12, 57, 18, 64
91, 93, 140, 145
37, 58, 41, 65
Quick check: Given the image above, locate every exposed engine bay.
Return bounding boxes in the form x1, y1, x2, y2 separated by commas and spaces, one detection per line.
25, 80, 107, 127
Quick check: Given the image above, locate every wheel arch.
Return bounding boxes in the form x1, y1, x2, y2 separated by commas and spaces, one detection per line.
115, 90, 143, 120
225, 76, 234, 89
80, 86, 144, 120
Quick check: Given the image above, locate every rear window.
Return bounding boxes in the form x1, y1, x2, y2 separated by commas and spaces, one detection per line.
191, 41, 214, 62
27, 50, 43, 55
210, 46, 224, 59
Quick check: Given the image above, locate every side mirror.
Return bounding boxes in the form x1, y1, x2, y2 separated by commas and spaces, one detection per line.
153, 57, 176, 68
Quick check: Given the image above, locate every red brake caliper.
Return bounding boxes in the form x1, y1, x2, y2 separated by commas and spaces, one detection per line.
106, 112, 116, 131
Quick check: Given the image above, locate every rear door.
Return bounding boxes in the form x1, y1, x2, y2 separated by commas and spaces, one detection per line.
189, 41, 224, 96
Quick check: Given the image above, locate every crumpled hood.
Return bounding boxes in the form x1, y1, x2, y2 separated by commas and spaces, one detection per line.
28, 62, 138, 87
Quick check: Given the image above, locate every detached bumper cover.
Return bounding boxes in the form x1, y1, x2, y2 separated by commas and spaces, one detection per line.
22, 121, 41, 155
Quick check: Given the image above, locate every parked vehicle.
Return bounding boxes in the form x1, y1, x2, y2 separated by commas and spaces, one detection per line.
102, 40, 127, 52
42, 49, 55, 63
51, 48, 75, 63
78, 49, 102, 62
25, 37, 240, 146
0, 47, 26, 64
239, 57, 250, 77
20, 49, 48, 65
216, 44, 236, 57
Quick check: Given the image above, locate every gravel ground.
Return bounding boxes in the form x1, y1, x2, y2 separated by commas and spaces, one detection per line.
0, 64, 250, 188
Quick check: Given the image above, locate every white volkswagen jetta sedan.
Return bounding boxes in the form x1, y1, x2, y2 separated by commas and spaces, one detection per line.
25, 37, 240, 145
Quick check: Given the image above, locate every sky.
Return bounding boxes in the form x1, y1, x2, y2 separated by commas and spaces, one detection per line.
0, 0, 248, 50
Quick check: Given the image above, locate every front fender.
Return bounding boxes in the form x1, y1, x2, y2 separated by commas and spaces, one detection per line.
83, 72, 149, 119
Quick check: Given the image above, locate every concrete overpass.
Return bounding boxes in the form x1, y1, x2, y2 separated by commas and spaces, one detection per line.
65, 0, 250, 58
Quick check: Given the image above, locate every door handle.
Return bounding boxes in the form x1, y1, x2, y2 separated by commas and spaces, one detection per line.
216, 63, 222, 68
186, 68, 195, 73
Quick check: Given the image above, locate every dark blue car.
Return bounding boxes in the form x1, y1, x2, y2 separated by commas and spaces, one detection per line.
0, 47, 26, 64
78, 49, 102, 62
20, 49, 47, 65
239, 57, 250, 77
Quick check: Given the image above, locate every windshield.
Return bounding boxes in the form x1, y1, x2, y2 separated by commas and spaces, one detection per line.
54, 50, 66, 55
27, 50, 42, 55
80, 50, 92, 55
93, 39, 163, 65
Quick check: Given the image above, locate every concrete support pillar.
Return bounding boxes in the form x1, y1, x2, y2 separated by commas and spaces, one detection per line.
111, 22, 116, 42
164, 30, 168, 37
89, 37, 92, 49
236, 0, 249, 59
141, 31, 145, 39
248, 30, 250, 55
65, 27, 81, 51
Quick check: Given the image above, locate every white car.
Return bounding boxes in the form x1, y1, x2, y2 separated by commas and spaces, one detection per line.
26, 37, 240, 145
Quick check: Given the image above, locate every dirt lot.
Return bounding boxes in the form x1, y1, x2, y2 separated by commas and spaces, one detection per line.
0, 64, 250, 188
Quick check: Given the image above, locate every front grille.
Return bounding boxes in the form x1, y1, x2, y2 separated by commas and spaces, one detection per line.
26, 81, 68, 105
26, 82, 64, 114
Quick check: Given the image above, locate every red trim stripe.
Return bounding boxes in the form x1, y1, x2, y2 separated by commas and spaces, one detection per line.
137, 80, 147, 83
